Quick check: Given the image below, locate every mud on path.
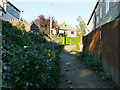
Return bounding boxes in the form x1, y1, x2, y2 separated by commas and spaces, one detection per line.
58, 45, 114, 88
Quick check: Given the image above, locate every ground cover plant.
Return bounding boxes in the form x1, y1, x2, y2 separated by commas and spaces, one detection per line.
75, 49, 112, 80
1, 21, 62, 88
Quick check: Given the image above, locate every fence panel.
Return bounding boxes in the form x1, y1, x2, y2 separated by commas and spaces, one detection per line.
83, 18, 120, 87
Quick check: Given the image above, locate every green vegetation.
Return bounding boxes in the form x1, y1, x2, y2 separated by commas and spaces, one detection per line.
51, 35, 65, 45
58, 37, 65, 45
1, 21, 63, 88
66, 37, 80, 45
76, 16, 86, 36
16, 22, 26, 32
34, 15, 57, 36
51, 35, 80, 46
76, 49, 112, 80
76, 44, 80, 50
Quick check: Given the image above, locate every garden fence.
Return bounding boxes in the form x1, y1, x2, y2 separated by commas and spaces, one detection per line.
83, 18, 120, 87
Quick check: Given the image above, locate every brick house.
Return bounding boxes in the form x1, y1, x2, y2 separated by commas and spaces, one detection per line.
87, 0, 120, 33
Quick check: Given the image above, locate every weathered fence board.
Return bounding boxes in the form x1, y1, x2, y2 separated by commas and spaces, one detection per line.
83, 18, 120, 87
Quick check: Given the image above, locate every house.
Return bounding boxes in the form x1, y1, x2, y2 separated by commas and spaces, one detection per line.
87, 0, 120, 33
0, 0, 21, 20
56, 22, 78, 37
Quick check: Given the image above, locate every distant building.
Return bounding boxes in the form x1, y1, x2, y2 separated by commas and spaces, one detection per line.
56, 22, 78, 37
87, 0, 120, 33
0, 0, 21, 20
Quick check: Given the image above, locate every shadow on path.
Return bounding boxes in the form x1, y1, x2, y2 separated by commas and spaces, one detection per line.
58, 45, 114, 88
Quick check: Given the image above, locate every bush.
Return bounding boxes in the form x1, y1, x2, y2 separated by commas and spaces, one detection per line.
66, 37, 80, 45
1, 21, 61, 88
76, 44, 80, 50
51, 35, 65, 45
53, 36, 81, 45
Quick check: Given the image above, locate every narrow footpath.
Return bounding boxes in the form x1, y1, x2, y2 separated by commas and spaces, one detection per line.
58, 45, 114, 88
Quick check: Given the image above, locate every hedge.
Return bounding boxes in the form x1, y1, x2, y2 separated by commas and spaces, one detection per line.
58, 37, 80, 45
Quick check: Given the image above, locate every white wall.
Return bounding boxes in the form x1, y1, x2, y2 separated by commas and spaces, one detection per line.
1, 0, 20, 21
59, 30, 64, 34
67, 31, 77, 37
0, 1, 2, 6
2, 12, 18, 20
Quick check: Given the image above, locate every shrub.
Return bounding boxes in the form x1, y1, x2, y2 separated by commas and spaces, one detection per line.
66, 37, 80, 45
52, 35, 81, 45
16, 22, 24, 28
51, 35, 65, 45
2, 21, 61, 88
76, 44, 80, 50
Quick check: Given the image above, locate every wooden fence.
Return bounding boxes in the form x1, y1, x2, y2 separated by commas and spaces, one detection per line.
83, 18, 120, 87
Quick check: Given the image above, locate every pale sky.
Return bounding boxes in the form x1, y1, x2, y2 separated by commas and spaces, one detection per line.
9, 0, 97, 28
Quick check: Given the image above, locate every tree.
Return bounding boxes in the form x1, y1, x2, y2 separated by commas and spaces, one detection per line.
34, 15, 57, 36
45, 17, 50, 35
76, 16, 86, 36
34, 14, 46, 30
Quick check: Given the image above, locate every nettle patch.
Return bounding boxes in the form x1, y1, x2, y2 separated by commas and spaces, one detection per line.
1, 21, 60, 88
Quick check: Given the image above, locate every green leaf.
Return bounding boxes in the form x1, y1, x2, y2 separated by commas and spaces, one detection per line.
15, 77, 20, 82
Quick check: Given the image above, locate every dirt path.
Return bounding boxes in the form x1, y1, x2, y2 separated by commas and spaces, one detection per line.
58, 45, 114, 88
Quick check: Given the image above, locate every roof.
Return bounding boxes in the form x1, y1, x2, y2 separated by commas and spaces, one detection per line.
7, 1, 21, 13
57, 23, 77, 31
87, 0, 100, 25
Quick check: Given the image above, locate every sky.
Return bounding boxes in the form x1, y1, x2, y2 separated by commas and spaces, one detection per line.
9, 0, 97, 28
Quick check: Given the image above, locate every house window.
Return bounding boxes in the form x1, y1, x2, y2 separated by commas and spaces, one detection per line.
106, 0, 109, 14
6, 5, 20, 19
100, 5, 102, 19
97, 14, 99, 24
71, 31, 74, 34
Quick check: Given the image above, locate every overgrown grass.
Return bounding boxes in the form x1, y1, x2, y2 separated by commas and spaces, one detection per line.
75, 49, 112, 80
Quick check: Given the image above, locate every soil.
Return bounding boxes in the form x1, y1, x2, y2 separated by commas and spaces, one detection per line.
58, 45, 115, 88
